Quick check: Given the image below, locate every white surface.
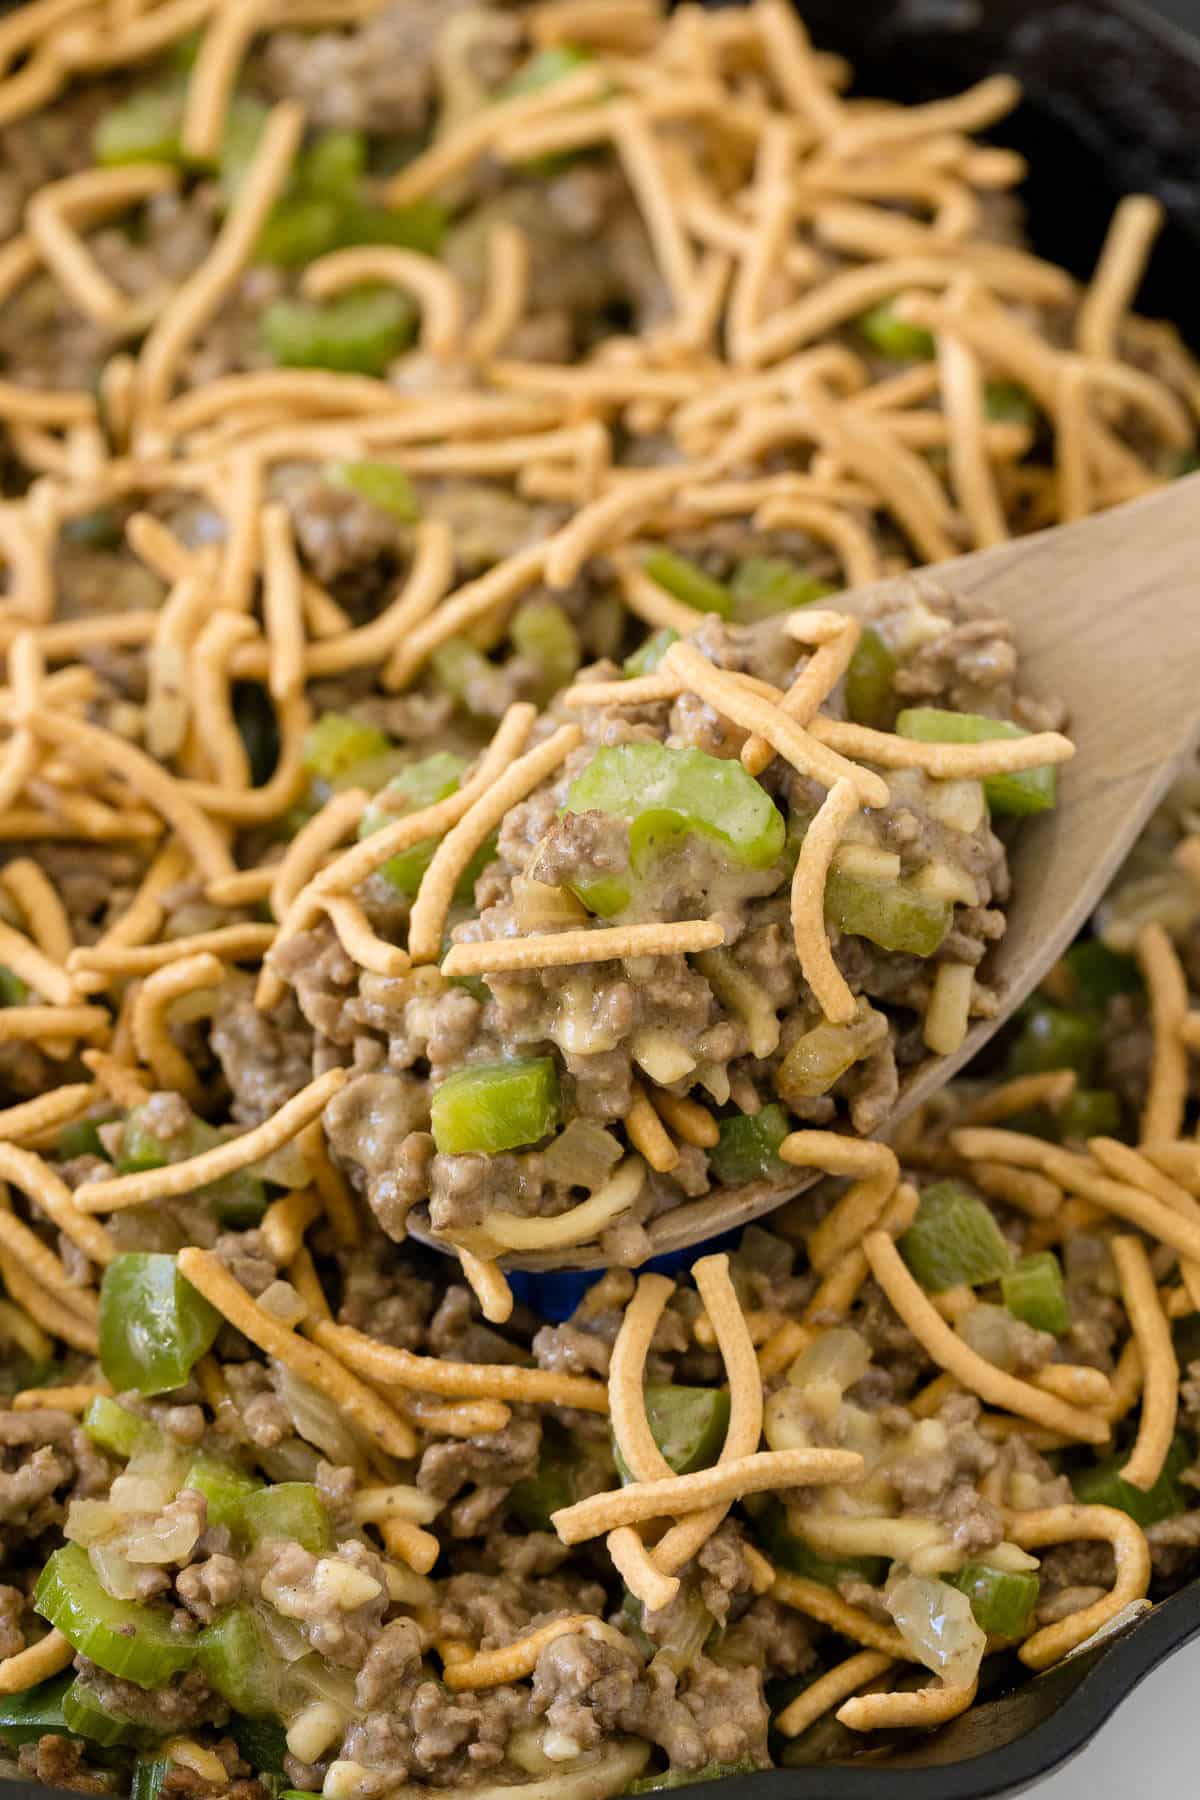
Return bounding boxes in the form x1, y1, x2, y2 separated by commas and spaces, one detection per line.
1022, 1633, 1197, 1795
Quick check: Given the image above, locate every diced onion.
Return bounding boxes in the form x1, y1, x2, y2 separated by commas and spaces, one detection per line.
542, 1119, 623, 1192
273, 1361, 369, 1468
833, 843, 902, 884
512, 877, 587, 932
259, 1281, 308, 1327
960, 1303, 1050, 1375
886, 1572, 985, 1688
630, 1026, 697, 1086
912, 859, 978, 907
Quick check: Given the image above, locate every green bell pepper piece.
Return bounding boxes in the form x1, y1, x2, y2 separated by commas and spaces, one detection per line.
302, 712, 392, 783
755, 1498, 887, 1589
431, 1057, 560, 1156
623, 629, 679, 678
82, 1395, 162, 1460
511, 599, 581, 702
844, 627, 898, 730
984, 381, 1038, 429
184, 1455, 263, 1531
323, 459, 420, 521
899, 1181, 1013, 1292
858, 300, 935, 360
945, 1562, 1039, 1638
0, 1672, 74, 1749
99, 1254, 221, 1397
261, 286, 415, 376
614, 1385, 729, 1482
1061, 939, 1141, 1011
709, 1104, 790, 1187
895, 707, 1058, 816
117, 1108, 266, 1227
358, 751, 496, 899
1002, 1252, 1071, 1336
35, 1544, 195, 1687
61, 1675, 149, 1749
642, 547, 733, 619
339, 197, 448, 255
1007, 1003, 1099, 1079
302, 128, 367, 198
0, 967, 27, 1006
500, 43, 592, 98
197, 1605, 284, 1717
57, 1118, 109, 1161
1072, 1436, 1190, 1525
256, 195, 344, 267
630, 1760, 760, 1792
1056, 1088, 1121, 1142
231, 1714, 289, 1776
730, 558, 835, 621
131, 1758, 174, 1800
825, 868, 951, 958
510, 1452, 578, 1531
239, 1482, 332, 1554
94, 87, 186, 167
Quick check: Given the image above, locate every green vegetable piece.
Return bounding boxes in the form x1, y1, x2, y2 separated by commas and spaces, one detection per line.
324, 459, 420, 521
1174, 449, 1199, 477
431, 1058, 560, 1156
1057, 1088, 1121, 1142
623, 628, 678, 678
57, 1118, 108, 1160
302, 712, 392, 783
511, 599, 581, 702
709, 1105, 790, 1187
630, 1760, 759, 1792
858, 300, 935, 361
895, 707, 1058, 816
0, 967, 27, 1006
510, 1454, 577, 1531
755, 1498, 886, 1589
564, 743, 786, 893
500, 43, 592, 98
239, 1481, 332, 1554
99, 1254, 221, 1396
642, 547, 733, 619
1072, 1436, 1190, 1526
231, 1714, 289, 1776
1007, 1003, 1099, 1079
183, 1455, 263, 1530
235, 681, 280, 789
197, 1605, 283, 1717
358, 750, 469, 895
62, 1675, 147, 1749
0, 1672, 74, 1749
82, 1395, 162, 1460
217, 95, 271, 199
261, 286, 414, 376
302, 128, 367, 198
984, 381, 1038, 429
946, 1562, 1039, 1638
824, 868, 951, 958
256, 195, 344, 268
614, 1385, 730, 1483
730, 557, 835, 621
899, 1181, 1013, 1292
35, 1544, 195, 1687
1062, 939, 1141, 1010
131, 1759, 174, 1800
1001, 1252, 1071, 1336
94, 88, 185, 167
844, 627, 898, 729
118, 1106, 266, 1228
342, 196, 448, 254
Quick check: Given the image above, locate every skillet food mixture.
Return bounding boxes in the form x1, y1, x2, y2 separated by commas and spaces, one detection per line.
0, 0, 1193, 1793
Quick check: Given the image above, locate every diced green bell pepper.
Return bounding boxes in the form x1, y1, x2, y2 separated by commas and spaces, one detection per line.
131, 1758, 174, 1800
614, 1385, 730, 1484
899, 1181, 1013, 1292
1061, 939, 1141, 1011
642, 548, 733, 619
500, 43, 592, 98
709, 1104, 790, 1187
256, 194, 346, 268
0, 1672, 74, 1749
358, 751, 496, 899
895, 707, 1058, 816
1056, 1088, 1121, 1142
1001, 1252, 1070, 1336
99, 1254, 221, 1397
511, 599, 581, 702
117, 1108, 266, 1227
730, 558, 835, 621
197, 1605, 284, 1717
302, 128, 367, 198
184, 1455, 263, 1531
623, 629, 679, 678
94, 87, 186, 167
239, 1482, 332, 1554
984, 381, 1038, 429
510, 1452, 578, 1531
945, 1562, 1039, 1638
755, 1497, 887, 1588
62, 1675, 148, 1749
324, 459, 420, 521
0, 967, 27, 1006
630, 1760, 759, 1791
303, 712, 392, 783
82, 1395, 162, 1460
57, 1118, 109, 1161
231, 1714, 289, 1777
825, 868, 951, 958
1007, 1003, 1099, 1079
1072, 1435, 1190, 1523
858, 300, 934, 361
35, 1544, 195, 1687
261, 286, 415, 376
431, 1058, 559, 1156
845, 627, 898, 730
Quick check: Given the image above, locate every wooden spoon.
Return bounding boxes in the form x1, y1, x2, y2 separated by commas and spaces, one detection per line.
414, 475, 1200, 1271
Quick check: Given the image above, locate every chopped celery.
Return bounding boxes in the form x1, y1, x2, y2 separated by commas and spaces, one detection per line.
431, 1058, 560, 1156
1001, 1253, 1070, 1336
0, 1672, 73, 1749
324, 459, 420, 521
1057, 1088, 1121, 1142
614, 1385, 730, 1483
0, 967, 27, 1006
642, 547, 733, 619
630, 1760, 759, 1791
1007, 1003, 1098, 1079
131, 1759, 173, 1800
710, 1105, 790, 1187
1062, 939, 1141, 1010
858, 300, 935, 360
261, 286, 415, 376
98, 1254, 221, 1396
623, 629, 679, 678
94, 87, 185, 167
62, 1675, 147, 1749
302, 128, 367, 198
730, 557, 835, 621
358, 751, 478, 896
337, 196, 448, 256
899, 1181, 1013, 1292
563, 743, 786, 910
197, 1605, 284, 1717
35, 1543, 195, 1686
825, 868, 951, 958
984, 381, 1038, 429
184, 1454, 263, 1531
303, 712, 392, 782
895, 707, 1058, 816
1072, 1436, 1189, 1524
430, 637, 493, 708
500, 43, 592, 98
118, 1107, 266, 1227
239, 1481, 332, 1554
755, 1499, 887, 1588
845, 627, 898, 730
946, 1562, 1039, 1638
57, 1118, 108, 1160
511, 599, 581, 702
82, 1395, 162, 1460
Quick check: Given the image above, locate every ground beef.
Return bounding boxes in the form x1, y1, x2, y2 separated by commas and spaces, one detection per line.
210, 984, 314, 1125
324, 1072, 433, 1239
176, 1554, 243, 1623
256, 1539, 389, 1670
0, 1408, 110, 1536
1146, 1511, 1200, 1585
417, 1414, 541, 1536
71, 1662, 226, 1734
17, 1735, 110, 1793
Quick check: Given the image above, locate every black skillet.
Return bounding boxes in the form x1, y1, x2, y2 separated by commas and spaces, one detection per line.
14, 0, 1200, 1794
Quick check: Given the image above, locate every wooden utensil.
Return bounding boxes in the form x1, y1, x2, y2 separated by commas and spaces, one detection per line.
416, 475, 1200, 1271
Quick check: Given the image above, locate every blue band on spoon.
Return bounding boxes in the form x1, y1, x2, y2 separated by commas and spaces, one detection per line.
506, 1228, 742, 1322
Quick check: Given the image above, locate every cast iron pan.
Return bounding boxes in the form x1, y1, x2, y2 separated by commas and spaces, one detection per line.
16, 0, 1200, 1795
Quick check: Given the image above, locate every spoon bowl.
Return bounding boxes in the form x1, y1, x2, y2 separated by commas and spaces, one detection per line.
414, 475, 1200, 1270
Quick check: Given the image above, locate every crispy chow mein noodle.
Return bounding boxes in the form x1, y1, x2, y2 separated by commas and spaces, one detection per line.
0, 0, 1189, 1789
